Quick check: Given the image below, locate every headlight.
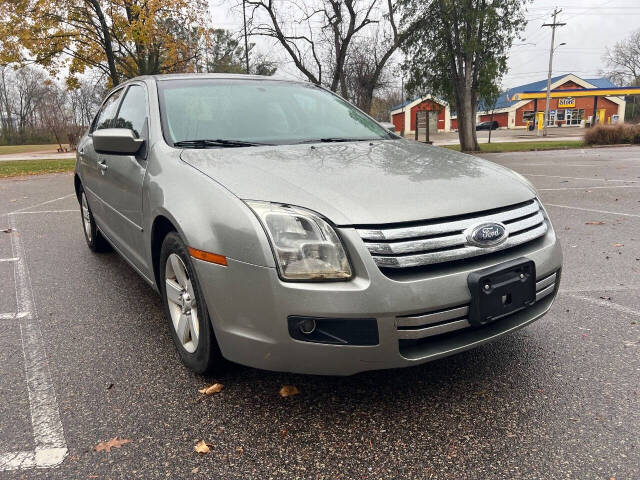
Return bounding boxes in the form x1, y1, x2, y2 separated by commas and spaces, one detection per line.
246, 201, 352, 281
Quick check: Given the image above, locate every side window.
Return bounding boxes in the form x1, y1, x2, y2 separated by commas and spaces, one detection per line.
92, 89, 124, 132
113, 85, 147, 138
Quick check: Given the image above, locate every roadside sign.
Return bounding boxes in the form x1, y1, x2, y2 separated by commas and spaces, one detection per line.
559, 97, 576, 108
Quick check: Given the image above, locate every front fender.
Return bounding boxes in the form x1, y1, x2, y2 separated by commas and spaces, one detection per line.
144, 143, 276, 269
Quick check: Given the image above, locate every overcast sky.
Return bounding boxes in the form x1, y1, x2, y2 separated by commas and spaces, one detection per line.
208, 1, 640, 90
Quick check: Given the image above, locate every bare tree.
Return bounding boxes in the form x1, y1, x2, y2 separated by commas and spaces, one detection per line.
604, 29, 640, 86
2, 67, 49, 143
40, 82, 73, 151
0, 65, 104, 147
245, 0, 415, 113
246, 0, 378, 94
603, 28, 640, 122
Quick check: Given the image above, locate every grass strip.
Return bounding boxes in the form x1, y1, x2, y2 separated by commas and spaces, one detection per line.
0, 158, 75, 178
443, 140, 586, 153
0, 144, 70, 155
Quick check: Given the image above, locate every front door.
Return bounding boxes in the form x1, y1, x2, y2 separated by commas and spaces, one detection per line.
79, 88, 125, 224
96, 84, 150, 274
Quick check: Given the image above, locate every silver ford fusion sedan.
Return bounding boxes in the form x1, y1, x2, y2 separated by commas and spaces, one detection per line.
74, 74, 562, 375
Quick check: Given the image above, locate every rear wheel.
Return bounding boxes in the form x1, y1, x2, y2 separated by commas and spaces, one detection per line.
79, 189, 111, 252
160, 232, 222, 374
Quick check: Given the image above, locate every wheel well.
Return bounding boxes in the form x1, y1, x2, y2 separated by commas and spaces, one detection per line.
151, 215, 177, 288
74, 174, 82, 202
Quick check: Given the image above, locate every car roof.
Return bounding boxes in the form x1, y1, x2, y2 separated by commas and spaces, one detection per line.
128, 73, 307, 84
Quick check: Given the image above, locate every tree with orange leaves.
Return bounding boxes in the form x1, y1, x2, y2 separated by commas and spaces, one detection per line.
0, 0, 212, 86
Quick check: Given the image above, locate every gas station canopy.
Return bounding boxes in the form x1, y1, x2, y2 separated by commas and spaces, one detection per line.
512, 87, 640, 101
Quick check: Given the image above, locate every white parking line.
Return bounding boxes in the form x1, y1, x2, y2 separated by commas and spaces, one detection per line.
523, 174, 637, 183
545, 203, 640, 218
9, 194, 75, 215
567, 294, 640, 318
9, 210, 76, 215
0, 312, 30, 320
538, 185, 640, 191
0, 215, 67, 471
560, 285, 640, 294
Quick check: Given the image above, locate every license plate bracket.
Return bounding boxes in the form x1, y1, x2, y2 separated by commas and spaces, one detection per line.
467, 258, 536, 327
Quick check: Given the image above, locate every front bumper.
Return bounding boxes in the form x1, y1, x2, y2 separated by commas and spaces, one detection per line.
193, 227, 562, 375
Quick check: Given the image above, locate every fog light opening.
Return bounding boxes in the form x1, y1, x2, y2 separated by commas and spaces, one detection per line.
298, 318, 316, 335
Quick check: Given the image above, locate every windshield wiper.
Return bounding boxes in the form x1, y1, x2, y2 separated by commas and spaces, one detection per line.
295, 137, 374, 144
173, 139, 272, 148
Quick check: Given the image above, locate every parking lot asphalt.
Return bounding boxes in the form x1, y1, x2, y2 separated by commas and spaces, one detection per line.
0, 146, 638, 479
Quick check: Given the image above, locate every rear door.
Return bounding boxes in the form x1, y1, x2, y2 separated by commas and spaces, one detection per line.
79, 88, 125, 223
96, 83, 150, 274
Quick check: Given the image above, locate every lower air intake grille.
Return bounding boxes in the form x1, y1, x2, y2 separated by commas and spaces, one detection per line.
396, 271, 558, 342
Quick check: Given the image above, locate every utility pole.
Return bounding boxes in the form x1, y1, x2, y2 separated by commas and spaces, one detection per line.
541, 8, 566, 136
243, 0, 250, 74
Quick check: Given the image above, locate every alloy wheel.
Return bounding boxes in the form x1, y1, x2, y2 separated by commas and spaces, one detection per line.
165, 253, 199, 353
81, 192, 92, 242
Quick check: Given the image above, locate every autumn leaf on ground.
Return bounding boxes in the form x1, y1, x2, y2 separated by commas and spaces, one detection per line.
613, 243, 624, 247
279, 385, 300, 397
198, 383, 223, 395
585, 221, 605, 225
194, 440, 212, 454
94, 437, 132, 452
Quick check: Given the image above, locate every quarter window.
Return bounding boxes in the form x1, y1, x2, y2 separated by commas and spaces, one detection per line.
92, 89, 124, 132
113, 85, 147, 138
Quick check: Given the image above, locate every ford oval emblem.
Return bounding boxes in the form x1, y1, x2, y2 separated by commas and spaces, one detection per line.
466, 222, 508, 247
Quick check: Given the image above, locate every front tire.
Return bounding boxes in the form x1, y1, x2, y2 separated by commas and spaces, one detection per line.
160, 232, 222, 374
79, 188, 111, 252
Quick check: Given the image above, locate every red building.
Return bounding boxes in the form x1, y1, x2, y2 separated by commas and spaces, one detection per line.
390, 74, 626, 133
389, 95, 451, 135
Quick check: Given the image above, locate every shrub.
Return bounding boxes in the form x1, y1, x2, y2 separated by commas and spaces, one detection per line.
584, 123, 640, 145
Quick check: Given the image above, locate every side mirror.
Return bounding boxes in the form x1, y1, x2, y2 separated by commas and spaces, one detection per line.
92, 128, 144, 155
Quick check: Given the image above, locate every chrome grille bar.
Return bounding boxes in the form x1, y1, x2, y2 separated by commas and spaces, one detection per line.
357, 200, 539, 241
358, 199, 548, 269
373, 223, 547, 268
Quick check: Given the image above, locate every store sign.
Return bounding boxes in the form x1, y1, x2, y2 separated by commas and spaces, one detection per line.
559, 97, 576, 108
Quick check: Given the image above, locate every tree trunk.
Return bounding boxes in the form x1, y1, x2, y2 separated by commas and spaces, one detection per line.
488, 111, 494, 144
86, 0, 119, 85
457, 85, 479, 151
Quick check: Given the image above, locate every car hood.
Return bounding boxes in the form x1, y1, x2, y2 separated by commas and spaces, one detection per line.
180, 140, 535, 225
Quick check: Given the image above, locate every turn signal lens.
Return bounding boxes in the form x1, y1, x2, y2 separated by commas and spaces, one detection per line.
188, 247, 228, 266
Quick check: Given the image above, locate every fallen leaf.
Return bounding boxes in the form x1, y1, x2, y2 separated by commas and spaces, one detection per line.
279, 385, 300, 397
194, 440, 211, 454
235, 446, 244, 454
192, 467, 199, 474
199, 383, 223, 395
613, 243, 624, 247
94, 437, 132, 452
281, 428, 287, 438
585, 221, 605, 225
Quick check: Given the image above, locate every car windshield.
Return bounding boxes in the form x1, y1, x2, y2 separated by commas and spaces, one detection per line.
157, 78, 394, 146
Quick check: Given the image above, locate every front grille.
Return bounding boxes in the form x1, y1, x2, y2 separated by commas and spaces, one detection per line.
396, 271, 558, 342
357, 199, 548, 269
